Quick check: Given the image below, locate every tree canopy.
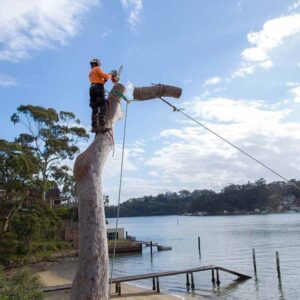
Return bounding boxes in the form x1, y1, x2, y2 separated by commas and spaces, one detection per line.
11, 105, 89, 200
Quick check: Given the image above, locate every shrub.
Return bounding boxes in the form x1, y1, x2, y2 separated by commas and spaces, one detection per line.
0, 266, 43, 300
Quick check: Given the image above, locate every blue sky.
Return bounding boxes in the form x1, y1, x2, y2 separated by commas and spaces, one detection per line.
1, 0, 300, 203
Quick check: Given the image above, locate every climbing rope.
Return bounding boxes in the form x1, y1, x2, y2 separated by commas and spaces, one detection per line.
109, 100, 129, 297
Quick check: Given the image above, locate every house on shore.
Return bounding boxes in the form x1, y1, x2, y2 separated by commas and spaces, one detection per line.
63, 223, 141, 253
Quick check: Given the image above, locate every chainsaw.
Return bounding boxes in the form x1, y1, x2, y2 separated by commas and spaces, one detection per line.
111, 65, 123, 83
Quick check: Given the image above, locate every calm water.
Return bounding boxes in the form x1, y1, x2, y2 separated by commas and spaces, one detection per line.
108, 214, 300, 300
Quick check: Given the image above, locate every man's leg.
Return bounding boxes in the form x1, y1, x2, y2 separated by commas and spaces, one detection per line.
95, 85, 106, 128
90, 87, 100, 132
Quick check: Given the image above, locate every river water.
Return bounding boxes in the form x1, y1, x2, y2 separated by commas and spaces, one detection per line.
107, 214, 300, 300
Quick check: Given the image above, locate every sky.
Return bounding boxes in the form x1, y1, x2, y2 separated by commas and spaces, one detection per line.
1, 0, 300, 204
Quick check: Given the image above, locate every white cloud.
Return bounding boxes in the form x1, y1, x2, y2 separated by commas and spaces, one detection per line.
232, 12, 300, 78
242, 14, 300, 64
290, 85, 300, 103
260, 60, 274, 69
204, 76, 221, 86
145, 97, 300, 191
0, 0, 98, 62
121, 0, 143, 30
286, 81, 300, 102
289, 0, 300, 11
104, 177, 167, 203
0, 73, 17, 86
232, 65, 255, 78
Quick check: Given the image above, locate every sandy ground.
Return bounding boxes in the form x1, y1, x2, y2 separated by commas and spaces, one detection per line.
43, 283, 181, 300
34, 259, 181, 300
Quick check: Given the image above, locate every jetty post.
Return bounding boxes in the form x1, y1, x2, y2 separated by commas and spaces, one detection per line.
211, 268, 216, 284
156, 277, 160, 293
198, 236, 201, 258
152, 277, 156, 290
252, 248, 257, 277
216, 268, 220, 286
191, 273, 195, 289
186, 273, 190, 287
150, 241, 153, 256
276, 251, 281, 280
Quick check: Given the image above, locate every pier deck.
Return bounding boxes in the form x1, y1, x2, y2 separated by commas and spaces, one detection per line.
42, 265, 251, 295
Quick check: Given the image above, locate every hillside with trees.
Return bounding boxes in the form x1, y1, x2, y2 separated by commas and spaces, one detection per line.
105, 179, 300, 217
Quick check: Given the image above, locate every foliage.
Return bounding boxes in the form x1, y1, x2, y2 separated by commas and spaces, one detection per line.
11, 105, 89, 199
0, 140, 39, 233
0, 201, 65, 266
55, 206, 78, 221
105, 179, 300, 217
0, 266, 43, 300
0, 139, 38, 199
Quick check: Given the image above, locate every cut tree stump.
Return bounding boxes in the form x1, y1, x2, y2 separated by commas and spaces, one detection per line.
70, 83, 125, 300
133, 84, 182, 100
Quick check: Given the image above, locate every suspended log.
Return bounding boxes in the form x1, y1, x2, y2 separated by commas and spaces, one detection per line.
71, 83, 125, 300
133, 84, 182, 100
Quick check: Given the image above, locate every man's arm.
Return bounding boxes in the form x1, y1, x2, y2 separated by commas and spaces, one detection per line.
97, 67, 112, 80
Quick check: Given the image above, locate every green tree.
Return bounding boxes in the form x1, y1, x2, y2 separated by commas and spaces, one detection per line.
52, 165, 76, 203
0, 139, 38, 232
11, 105, 89, 200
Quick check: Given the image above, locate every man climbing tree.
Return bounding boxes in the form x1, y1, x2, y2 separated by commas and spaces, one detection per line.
89, 58, 119, 132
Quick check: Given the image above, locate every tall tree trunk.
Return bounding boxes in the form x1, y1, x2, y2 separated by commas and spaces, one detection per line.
71, 83, 125, 300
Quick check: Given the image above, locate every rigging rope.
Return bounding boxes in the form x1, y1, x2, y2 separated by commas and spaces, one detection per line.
109, 101, 129, 297
158, 97, 300, 190
107, 91, 299, 297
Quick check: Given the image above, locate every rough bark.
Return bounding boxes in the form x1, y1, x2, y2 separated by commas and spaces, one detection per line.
133, 84, 182, 100
71, 83, 125, 300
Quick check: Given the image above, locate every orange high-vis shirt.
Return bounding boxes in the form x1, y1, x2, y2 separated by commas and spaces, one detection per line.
89, 66, 112, 84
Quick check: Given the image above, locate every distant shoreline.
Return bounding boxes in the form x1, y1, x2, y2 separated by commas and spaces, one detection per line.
107, 211, 300, 218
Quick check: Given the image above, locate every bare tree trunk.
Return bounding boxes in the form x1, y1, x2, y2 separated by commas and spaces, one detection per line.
71, 83, 125, 300
133, 84, 182, 100
3, 208, 13, 232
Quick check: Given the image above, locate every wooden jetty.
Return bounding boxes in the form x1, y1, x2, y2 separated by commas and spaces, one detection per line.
41, 265, 251, 295
137, 240, 172, 252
